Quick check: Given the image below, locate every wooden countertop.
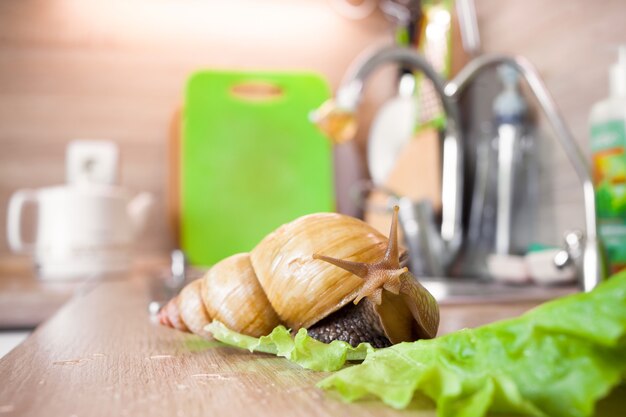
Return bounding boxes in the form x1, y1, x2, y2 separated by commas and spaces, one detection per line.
0, 257, 79, 329
0, 262, 550, 417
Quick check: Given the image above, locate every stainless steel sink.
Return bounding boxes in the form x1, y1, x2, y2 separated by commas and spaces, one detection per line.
422, 278, 578, 305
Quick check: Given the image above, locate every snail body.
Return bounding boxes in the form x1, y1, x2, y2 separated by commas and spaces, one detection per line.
159, 208, 439, 347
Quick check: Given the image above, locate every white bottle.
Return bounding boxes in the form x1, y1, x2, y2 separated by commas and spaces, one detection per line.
589, 46, 626, 275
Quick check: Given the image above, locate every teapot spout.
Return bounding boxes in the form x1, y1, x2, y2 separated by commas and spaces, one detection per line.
128, 192, 154, 235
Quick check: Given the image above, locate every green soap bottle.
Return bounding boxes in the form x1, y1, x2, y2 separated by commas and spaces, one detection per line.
590, 47, 626, 274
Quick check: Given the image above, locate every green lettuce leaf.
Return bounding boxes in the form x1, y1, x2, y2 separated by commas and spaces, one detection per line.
318, 272, 626, 417
206, 321, 374, 371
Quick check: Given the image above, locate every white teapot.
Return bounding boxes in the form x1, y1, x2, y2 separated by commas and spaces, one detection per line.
7, 184, 153, 280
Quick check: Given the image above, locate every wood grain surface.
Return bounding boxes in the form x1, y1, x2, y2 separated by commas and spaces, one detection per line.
0, 277, 424, 417
0, 0, 397, 259
0, 266, 546, 417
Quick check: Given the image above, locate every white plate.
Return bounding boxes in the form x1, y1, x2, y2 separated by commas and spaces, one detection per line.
367, 94, 418, 185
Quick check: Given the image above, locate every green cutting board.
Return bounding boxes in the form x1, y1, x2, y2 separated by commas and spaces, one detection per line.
182, 71, 334, 266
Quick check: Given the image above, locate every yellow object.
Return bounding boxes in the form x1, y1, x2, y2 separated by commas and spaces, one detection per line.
309, 99, 358, 144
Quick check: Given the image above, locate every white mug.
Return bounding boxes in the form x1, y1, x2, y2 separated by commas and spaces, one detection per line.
7, 184, 153, 280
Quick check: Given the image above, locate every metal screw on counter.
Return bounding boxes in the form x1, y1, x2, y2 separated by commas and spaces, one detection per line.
169, 249, 187, 288
148, 250, 187, 316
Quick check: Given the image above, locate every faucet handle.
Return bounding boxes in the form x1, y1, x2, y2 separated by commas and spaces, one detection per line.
554, 230, 584, 271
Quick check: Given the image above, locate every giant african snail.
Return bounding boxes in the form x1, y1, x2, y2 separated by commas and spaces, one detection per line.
158, 207, 439, 347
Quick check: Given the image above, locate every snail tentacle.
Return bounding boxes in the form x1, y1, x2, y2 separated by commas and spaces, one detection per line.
313, 206, 408, 306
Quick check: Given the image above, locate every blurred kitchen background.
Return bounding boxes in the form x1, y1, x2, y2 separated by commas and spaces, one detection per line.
0, 0, 626, 356
0, 0, 626, 348
1, 0, 624, 259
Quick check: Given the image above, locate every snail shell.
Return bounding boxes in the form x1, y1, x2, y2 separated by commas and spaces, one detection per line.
159, 208, 439, 346
163, 253, 280, 338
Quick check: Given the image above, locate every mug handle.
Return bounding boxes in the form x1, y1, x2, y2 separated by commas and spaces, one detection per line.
7, 189, 38, 254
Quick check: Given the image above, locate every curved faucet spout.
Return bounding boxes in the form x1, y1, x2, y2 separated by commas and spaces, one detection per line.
333, 46, 464, 275
337, 47, 461, 125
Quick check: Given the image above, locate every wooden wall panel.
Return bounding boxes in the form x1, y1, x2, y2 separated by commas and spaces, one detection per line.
0, 0, 395, 260
2, 0, 625, 262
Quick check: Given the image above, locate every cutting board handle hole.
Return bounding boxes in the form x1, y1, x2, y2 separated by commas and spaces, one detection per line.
230, 82, 284, 102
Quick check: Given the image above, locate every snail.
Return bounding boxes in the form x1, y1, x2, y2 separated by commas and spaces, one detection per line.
158, 207, 439, 348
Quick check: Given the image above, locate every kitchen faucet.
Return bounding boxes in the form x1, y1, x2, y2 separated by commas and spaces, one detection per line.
311, 46, 464, 277
446, 54, 603, 291
312, 46, 603, 291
